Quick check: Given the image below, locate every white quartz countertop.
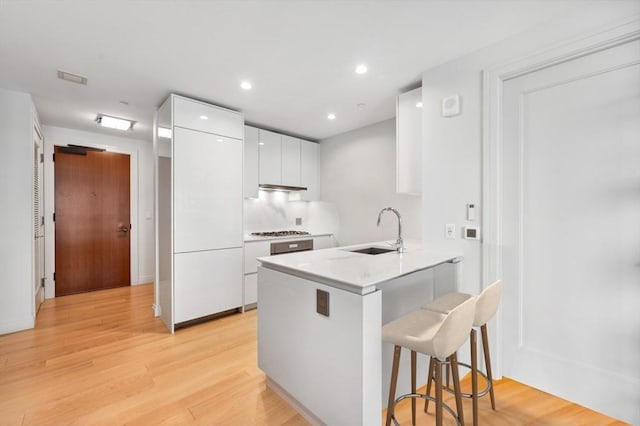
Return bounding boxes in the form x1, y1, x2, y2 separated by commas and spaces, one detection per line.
257, 240, 461, 294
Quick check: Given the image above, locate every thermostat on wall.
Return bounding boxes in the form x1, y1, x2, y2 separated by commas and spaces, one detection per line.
463, 226, 479, 240
441, 95, 461, 117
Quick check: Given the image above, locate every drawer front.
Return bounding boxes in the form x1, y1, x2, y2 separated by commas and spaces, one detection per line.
173, 96, 243, 139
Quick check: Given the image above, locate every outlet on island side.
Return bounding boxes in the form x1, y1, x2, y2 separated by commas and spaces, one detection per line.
445, 224, 456, 239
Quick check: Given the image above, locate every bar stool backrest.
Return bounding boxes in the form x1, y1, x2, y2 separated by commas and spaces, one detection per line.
431, 296, 476, 359
473, 280, 503, 327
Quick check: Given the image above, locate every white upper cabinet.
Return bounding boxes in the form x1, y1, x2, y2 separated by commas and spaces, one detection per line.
244, 126, 259, 198
281, 135, 301, 186
173, 127, 243, 252
259, 129, 282, 185
300, 140, 320, 201
396, 87, 422, 195
173, 96, 243, 139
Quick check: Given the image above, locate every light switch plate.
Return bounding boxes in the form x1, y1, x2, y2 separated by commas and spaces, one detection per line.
464, 226, 480, 240
296, 217, 302, 226
445, 224, 456, 239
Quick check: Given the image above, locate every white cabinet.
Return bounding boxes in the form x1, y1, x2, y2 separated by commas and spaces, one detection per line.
244, 273, 258, 307
281, 135, 301, 186
244, 126, 259, 198
175, 248, 243, 323
155, 94, 244, 332
258, 129, 281, 185
301, 140, 320, 201
173, 128, 243, 252
313, 235, 335, 250
396, 87, 422, 195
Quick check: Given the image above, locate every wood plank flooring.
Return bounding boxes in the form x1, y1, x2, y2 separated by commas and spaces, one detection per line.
0, 284, 627, 425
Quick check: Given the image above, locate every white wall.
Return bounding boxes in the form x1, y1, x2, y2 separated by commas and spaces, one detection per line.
421, 5, 640, 297
320, 119, 421, 246
0, 89, 36, 334
420, 5, 639, 424
42, 126, 155, 298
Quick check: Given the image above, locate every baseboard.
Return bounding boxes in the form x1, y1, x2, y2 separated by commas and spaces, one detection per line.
133, 275, 154, 285
0, 316, 34, 335
266, 377, 324, 426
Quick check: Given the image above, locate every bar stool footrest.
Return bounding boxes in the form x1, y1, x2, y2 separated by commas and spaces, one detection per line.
436, 361, 492, 398
390, 392, 462, 426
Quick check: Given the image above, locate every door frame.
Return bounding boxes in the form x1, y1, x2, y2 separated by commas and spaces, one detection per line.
44, 139, 140, 299
482, 17, 640, 379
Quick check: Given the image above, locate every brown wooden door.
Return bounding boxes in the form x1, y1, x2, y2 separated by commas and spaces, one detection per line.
54, 147, 130, 296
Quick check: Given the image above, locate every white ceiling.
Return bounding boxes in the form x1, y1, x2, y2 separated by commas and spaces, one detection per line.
0, 1, 635, 141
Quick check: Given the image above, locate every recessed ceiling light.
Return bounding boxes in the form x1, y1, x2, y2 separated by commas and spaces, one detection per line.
241, 81, 252, 90
416, 102, 423, 108
96, 114, 134, 131
258, 142, 265, 146
327, 113, 336, 120
216, 138, 223, 142
200, 115, 208, 120
355, 64, 368, 75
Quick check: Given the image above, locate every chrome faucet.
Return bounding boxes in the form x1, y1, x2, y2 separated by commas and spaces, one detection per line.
376, 207, 404, 253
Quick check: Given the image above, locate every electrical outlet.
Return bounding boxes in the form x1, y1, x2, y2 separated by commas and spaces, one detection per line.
296, 217, 302, 226
445, 224, 456, 239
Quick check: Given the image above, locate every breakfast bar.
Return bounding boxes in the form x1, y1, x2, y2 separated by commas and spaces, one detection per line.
256, 241, 461, 425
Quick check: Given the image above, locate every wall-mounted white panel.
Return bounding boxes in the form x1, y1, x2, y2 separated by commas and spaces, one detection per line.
258, 129, 281, 185
301, 140, 320, 201
173, 127, 242, 252
281, 135, 301, 186
396, 87, 422, 195
174, 248, 243, 323
173, 96, 242, 139
244, 126, 259, 198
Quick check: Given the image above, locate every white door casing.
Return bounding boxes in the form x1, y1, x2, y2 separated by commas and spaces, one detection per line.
483, 19, 640, 424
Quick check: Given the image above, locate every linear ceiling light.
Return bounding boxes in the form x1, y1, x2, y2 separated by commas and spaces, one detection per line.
157, 127, 172, 139
57, 70, 88, 85
96, 114, 134, 131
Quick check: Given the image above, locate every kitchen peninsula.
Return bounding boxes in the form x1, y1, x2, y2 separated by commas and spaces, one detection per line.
256, 241, 461, 425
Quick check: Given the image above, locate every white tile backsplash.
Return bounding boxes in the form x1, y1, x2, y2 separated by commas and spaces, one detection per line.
244, 191, 339, 235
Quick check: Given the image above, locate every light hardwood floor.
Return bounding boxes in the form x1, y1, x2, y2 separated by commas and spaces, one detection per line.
0, 284, 626, 425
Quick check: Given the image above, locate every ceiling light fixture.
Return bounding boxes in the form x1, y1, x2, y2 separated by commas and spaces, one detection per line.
327, 113, 336, 120
416, 102, 423, 108
355, 64, 368, 74
158, 127, 172, 139
96, 114, 134, 131
200, 115, 208, 120
57, 70, 88, 85
241, 81, 252, 90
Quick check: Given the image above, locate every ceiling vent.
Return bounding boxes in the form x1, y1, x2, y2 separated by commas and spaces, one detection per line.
57, 70, 88, 85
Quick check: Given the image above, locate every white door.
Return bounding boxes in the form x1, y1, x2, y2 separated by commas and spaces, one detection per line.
501, 37, 640, 422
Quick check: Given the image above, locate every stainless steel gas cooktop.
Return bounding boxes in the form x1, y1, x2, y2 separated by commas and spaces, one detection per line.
250, 230, 311, 237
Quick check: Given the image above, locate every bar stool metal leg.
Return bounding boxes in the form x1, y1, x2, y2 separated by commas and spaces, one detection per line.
386, 345, 402, 426
481, 324, 496, 410
411, 350, 417, 425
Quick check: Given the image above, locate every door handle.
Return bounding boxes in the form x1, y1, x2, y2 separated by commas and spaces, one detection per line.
119, 227, 129, 233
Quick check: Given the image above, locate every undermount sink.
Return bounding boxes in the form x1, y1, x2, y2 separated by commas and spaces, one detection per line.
349, 247, 396, 255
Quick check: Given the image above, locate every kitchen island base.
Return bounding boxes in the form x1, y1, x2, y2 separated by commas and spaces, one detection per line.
257, 255, 459, 425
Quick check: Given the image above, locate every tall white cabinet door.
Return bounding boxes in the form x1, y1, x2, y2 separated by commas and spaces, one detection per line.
173, 127, 243, 252
244, 126, 259, 198
396, 87, 422, 195
174, 248, 243, 323
301, 140, 320, 200
259, 129, 281, 184
281, 135, 301, 186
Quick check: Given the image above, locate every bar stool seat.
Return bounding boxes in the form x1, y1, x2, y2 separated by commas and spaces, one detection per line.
382, 296, 476, 426
422, 280, 503, 425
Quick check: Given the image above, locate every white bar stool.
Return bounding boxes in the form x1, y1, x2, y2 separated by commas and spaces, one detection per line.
422, 280, 503, 425
382, 296, 477, 426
